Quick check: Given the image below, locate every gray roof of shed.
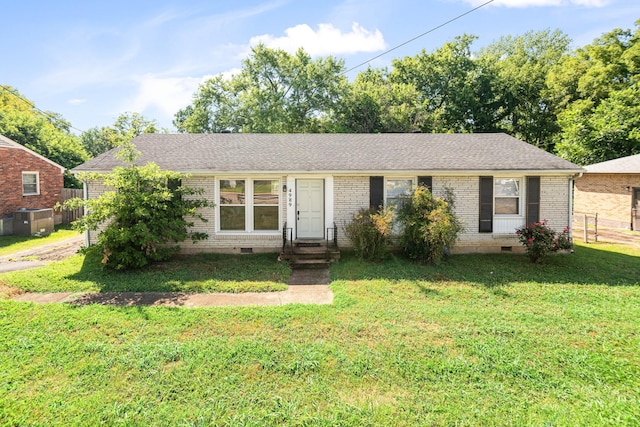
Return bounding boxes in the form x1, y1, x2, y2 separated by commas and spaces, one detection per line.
584, 153, 640, 173
73, 133, 582, 174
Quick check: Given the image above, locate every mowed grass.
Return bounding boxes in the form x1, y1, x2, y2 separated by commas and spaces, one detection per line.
0, 250, 290, 294
1, 242, 639, 425
0, 225, 80, 257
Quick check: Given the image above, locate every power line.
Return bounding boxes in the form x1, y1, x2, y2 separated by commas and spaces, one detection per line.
342, 0, 495, 75
0, 85, 86, 134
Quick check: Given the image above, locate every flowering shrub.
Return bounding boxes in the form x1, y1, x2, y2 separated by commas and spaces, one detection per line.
515, 221, 572, 263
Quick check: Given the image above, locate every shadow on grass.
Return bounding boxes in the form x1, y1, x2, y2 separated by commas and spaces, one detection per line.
331, 244, 640, 288
66, 250, 290, 293
71, 292, 192, 306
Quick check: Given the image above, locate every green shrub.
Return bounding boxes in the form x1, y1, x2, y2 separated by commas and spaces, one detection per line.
515, 221, 572, 263
396, 186, 463, 264
344, 207, 394, 261
67, 142, 212, 270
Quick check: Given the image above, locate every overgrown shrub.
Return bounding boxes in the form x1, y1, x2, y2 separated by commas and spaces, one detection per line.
515, 221, 572, 263
396, 186, 463, 264
67, 142, 212, 270
344, 207, 394, 261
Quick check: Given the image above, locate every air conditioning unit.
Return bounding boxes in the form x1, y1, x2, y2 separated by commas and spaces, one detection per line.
12, 208, 54, 236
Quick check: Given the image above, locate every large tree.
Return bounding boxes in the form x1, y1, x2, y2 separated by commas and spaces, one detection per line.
80, 112, 160, 157
175, 44, 348, 133
0, 86, 89, 187
390, 35, 497, 133
552, 23, 640, 164
477, 30, 571, 150
337, 67, 422, 133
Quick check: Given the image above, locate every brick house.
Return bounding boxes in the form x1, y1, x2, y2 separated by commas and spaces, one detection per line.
574, 154, 640, 231
0, 134, 65, 234
73, 133, 582, 254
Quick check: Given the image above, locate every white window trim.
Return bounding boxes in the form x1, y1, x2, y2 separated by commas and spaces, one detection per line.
493, 176, 524, 218
22, 171, 40, 196
216, 177, 282, 234
383, 176, 416, 207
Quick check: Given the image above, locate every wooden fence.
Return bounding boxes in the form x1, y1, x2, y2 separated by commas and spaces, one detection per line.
61, 188, 84, 225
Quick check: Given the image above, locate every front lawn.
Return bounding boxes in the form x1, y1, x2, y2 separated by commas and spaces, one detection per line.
0, 251, 289, 295
0, 242, 639, 425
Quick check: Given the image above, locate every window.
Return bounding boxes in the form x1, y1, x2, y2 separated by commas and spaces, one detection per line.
218, 179, 280, 232
219, 179, 245, 230
253, 180, 279, 230
22, 172, 39, 195
494, 178, 520, 215
385, 178, 413, 210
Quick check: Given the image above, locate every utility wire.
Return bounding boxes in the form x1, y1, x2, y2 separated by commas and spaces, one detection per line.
342, 0, 495, 75
0, 85, 86, 134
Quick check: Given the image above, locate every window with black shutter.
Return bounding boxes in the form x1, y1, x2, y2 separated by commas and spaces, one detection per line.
370, 176, 384, 210
526, 176, 540, 225
479, 176, 493, 233
418, 176, 432, 192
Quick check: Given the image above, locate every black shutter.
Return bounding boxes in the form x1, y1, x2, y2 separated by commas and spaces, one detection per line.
370, 176, 384, 210
479, 176, 493, 233
418, 176, 432, 192
526, 176, 540, 225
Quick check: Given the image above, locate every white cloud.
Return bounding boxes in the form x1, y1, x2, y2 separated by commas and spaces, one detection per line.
128, 74, 215, 118
463, 0, 610, 7
249, 22, 386, 56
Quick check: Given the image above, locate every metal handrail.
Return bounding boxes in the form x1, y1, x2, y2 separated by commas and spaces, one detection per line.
282, 222, 293, 254
325, 222, 338, 249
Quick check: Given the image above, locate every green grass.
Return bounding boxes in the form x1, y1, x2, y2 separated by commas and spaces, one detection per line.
0, 251, 289, 294
1, 242, 639, 425
0, 225, 81, 256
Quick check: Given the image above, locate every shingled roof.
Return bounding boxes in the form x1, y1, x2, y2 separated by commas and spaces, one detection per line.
584, 153, 640, 174
0, 134, 65, 171
73, 133, 582, 174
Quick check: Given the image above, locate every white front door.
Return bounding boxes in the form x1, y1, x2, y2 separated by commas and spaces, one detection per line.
297, 179, 324, 239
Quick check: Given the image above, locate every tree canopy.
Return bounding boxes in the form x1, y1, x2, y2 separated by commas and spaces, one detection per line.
0, 86, 89, 187
80, 112, 161, 157
175, 44, 349, 133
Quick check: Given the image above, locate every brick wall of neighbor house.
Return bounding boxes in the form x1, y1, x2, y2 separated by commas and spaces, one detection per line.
333, 175, 370, 248
0, 147, 64, 219
574, 173, 640, 229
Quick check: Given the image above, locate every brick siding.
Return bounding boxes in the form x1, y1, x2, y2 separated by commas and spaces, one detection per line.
574, 173, 640, 229
86, 173, 573, 254
0, 147, 64, 219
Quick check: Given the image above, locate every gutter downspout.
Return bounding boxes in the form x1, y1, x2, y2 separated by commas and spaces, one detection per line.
569, 172, 583, 242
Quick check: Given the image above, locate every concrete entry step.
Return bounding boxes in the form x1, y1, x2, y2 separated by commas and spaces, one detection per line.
288, 268, 330, 285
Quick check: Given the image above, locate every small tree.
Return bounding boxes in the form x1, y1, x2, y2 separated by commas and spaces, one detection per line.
344, 207, 394, 261
67, 142, 212, 270
396, 186, 463, 264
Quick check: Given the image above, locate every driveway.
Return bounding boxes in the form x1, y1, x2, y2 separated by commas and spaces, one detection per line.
0, 235, 84, 273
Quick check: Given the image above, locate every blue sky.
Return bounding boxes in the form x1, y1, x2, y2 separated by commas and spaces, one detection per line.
2, 0, 638, 133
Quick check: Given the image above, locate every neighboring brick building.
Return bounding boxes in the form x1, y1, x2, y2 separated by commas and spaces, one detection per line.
574, 154, 640, 231
0, 134, 65, 233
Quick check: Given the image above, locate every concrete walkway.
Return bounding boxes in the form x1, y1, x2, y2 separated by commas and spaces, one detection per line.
11, 285, 333, 307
